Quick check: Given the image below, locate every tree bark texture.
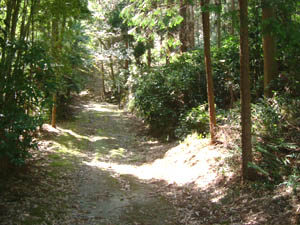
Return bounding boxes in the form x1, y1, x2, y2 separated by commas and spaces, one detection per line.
100, 62, 106, 100
51, 18, 59, 128
124, 38, 129, 70
201, 0, 217, 144
239, 0, 255, 181
262, 2, 278, 98
215, 0, 221, 48
51, 93, 57, 128
180, 0, 195, 52
109, 56, 116, 89
231, 0, 236, 35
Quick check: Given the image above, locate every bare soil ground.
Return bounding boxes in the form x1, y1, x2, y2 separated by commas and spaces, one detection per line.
0, 90, 299, 225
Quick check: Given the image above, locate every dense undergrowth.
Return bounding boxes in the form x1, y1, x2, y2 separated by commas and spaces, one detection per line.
1, 0, 299, 190
131, 36, 300, 184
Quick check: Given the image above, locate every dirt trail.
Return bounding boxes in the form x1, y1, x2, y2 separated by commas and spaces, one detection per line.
0, 92, 297, 225
58, 99, 178, 224
36, 96, 179, 225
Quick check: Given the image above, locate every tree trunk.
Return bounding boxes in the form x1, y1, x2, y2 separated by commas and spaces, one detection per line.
51, 18, 59, 128
100, 62, 106, 100
201, 0, 217, 144
109, 56, 116, 89
124, 38, 129, 70
180, 0, 195, 52
215, 0, 221, 48
5, 0, 21, 79
51, 93, 57, 128
262, 2, 278, 98
10, 0, 21, 42
239, 0, 255, 181
147, 48, 152, 67
231, 0, 235, 35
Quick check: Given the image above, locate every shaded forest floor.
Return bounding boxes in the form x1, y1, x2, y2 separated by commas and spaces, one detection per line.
0, 87, 299, 224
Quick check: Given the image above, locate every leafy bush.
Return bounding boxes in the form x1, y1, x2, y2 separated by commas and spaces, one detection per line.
212, 37, 241, 108
132, 51, 206, 138
0, 42, 51, 169
212, 35, 264, 108
251, 92, 300, 181
175, 104, 209, 139
219, 93, 300, 182
0, 109, 42, 166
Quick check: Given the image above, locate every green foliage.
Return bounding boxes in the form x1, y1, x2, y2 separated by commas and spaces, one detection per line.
107, 1, 129, 32
175, 104, 209, 139
0, 109, 41, 166
252, 93, 300, 146
221, 93, 300, 182
54, 22, 91, 120
212, 37, 240, 108
133, 51, 206, 138
0, 42, 51, 166
133, 41, 147, 60
283, 168, 300, 194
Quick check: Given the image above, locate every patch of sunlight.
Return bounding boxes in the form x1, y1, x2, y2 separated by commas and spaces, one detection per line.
48, 124, 111, 144
42, 124, 61, 134
57, 127, 90, 141
90, 135, 111, 142
84, 160, 137, 174
109, 148, 126, 158
83, 103, 118, 112
85, 135, 233, 189
50, 141, 85, 157
79, 90, 89, 96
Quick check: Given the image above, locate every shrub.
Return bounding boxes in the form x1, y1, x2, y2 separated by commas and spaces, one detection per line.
212, 37, 241, 108
175, 104, 209, 139
132, 51, 206, 138
0, 108, 42, 167
218, 93, 300, 182
0, 42, 51, 170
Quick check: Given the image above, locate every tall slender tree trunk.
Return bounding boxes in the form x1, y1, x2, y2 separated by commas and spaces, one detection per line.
201, 0, 217, 144
147, 37, 153, 68
100, 62, 106, 100
215, 0, 221, 48
147, 48, 152, 67
51, 15, 66, 128
227, 0, 236, 107
180, 0, 195, 52
109, 56, 116, 90
51, 94, 57, 128
5, 0, 21, 79
0, 0, 12, 66
124, 38, 129, 70
239, 0, 255, 181
262, 1, 278, 98
231, 0, 236, 35
10, 0, 21, 42
51, 18, 59, 128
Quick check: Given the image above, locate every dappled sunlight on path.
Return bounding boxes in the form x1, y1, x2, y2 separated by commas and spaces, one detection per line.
44, 99, 234, 193
38, 99, 181, 224
84, 137, 233, 189
1, 95, 296, 225
45, 99, 231, 190
35, 98, 297, 225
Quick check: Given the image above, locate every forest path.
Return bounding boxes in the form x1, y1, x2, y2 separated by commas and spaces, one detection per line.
37, 94, 179, 225
0, 91, 296, 225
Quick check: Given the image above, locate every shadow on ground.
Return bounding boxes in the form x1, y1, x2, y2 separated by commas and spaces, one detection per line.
0, 97, 298, 225
0, 99, 179, 225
